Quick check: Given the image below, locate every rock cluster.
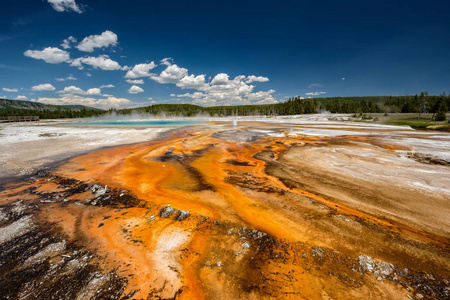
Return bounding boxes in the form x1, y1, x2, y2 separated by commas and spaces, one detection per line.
159, 205, 190, 221
160, 205, 175, 218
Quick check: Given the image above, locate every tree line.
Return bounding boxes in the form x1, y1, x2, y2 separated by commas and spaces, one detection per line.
1, 93, 449, 120
114, 93, 449, 119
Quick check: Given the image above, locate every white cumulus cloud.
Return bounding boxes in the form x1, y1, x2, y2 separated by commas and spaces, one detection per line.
176, 73, 278, 106
86, 88, 101, 95
150, 64, 188, 84
15, 95, 28, 100
246, 75, 269, 83
76, 30, 118, 52
69, 55, 125, 71
128, 85, 144, 94
48, 0, 83, 13
176, 74, 207, 90
247, 90, 276, 101
31, 83, 56, 91
125, 58, 277, 106
210, 73, 230, 86
125, 62, 157, 78
126, 79, 144, 85
57, 85, 102, 96
2, 88, 18, 92
24, 47, 70, 64
57, 85, 85, 94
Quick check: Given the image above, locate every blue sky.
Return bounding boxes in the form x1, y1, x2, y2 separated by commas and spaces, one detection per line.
1, 0, 449, 109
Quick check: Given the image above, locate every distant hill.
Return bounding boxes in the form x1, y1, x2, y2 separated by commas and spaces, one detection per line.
0, 99, 104, 119
0, 99, 100, 111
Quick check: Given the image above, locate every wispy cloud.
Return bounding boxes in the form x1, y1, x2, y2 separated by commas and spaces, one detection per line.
61, 36, 77, 49
55, 74, 77, 81
2, 88, 19, 92
308, 83, 323, 89
100, 84, 115, 89
12, 17, 32, 27
0, 35, 22, 42
305, 91, 326, 96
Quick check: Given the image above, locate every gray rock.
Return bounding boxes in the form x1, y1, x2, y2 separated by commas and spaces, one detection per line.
160, 205, 175, 218
175, 210, 190, 221
358, 255, 374, 273
311, 246, 324, 258
373, 262, 394, 280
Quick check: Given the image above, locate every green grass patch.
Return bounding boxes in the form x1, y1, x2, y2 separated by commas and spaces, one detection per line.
355, 113, 450, 131
379, 114, 449, 130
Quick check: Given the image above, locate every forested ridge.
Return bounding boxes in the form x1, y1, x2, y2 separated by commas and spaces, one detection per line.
0, 99, 104, 119
1, 92, 449, 120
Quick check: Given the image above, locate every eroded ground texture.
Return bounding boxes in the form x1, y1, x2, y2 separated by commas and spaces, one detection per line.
0, 120, 449, 299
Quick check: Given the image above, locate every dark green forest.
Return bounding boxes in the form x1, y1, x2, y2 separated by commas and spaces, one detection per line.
115, 92, 450, 119
1, 92, 449, 120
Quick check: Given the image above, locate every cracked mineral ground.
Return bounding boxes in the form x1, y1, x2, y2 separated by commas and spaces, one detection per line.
0, 121, 449, 300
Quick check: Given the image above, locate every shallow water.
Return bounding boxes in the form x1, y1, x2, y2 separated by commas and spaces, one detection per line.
71, 119, 205, 126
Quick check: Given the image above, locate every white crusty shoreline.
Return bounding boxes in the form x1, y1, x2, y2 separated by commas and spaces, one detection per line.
1, 115, 449, 185
0, 120, 173, 181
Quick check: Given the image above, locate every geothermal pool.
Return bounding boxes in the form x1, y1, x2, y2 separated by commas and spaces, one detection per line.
72, 119, 205, 127
0, 117, 449, 299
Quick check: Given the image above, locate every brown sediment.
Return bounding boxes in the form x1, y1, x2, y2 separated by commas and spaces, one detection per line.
0, 125, 449, 299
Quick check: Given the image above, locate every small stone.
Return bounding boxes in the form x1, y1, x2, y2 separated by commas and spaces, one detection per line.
358, 255, 374, 273
311, 246, 324, 258
175, 210, 190, 221
160, 205, 175, 218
